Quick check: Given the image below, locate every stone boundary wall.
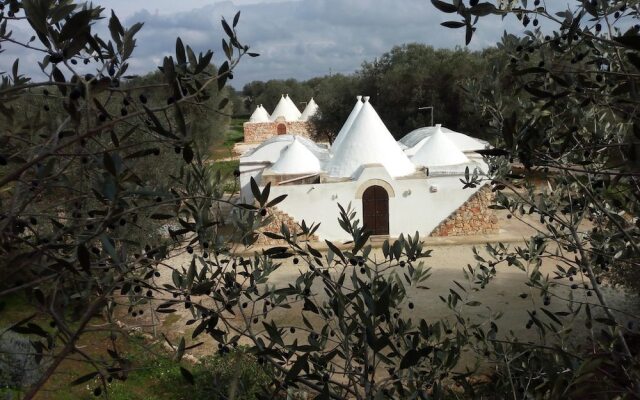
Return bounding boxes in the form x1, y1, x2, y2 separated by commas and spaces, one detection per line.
262, 173, 320, 186
243, 121, 312, 143
430, 186, 498, 236
256, 207, 319, 245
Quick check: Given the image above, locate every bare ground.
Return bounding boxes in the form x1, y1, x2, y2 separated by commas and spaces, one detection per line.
124, 209, 640, 371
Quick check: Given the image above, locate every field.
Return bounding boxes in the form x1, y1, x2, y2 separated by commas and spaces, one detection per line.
210, 117, 246, 161
198, 116, 246, 194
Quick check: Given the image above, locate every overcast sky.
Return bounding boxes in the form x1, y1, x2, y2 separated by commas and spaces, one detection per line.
1, 0, 532, 89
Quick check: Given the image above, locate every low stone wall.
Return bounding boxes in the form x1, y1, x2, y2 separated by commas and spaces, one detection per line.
243, 120, 312, 143
262, 173, 320, 186
430, 186, 498, 236
256, 207, 319, 245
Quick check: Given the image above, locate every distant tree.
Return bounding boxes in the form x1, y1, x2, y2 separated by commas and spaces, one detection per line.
358, 43, 490, 139
227, 86, 248, 116
308, 73, 362, 142
242, 78, 313, 112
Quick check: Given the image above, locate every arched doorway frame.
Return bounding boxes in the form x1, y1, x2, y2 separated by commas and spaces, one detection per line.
355, 179, 395, 199
276, 123, 287, 135
357, 180, 394, 236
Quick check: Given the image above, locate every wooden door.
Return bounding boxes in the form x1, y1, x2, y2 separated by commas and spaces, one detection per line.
277, 124, 287, 135
362, 185, 389, 235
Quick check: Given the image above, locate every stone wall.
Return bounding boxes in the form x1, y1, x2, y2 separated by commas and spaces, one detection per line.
243, 120, 313, 143
430, 186, 498, 236
256, 207, 319, 245
262, 173, 320, 186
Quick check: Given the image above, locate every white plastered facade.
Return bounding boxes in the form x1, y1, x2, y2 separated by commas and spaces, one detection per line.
238, 97, 489, 241
265, 165, 484, 241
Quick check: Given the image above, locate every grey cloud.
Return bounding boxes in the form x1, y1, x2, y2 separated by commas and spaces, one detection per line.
1, 0, 522, 88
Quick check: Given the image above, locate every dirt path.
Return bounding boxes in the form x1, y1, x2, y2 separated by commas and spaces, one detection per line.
127, 212, 639, 371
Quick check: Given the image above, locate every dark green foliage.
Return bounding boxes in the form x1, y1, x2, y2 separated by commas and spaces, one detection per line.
179, 201, 470, 399
0, 3, 255, 398
3, 1, 639, 399
357, 44, 489, 138
434, 0, 640, 397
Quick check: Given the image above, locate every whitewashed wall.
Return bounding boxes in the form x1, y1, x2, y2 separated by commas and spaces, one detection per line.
239, 164, 266, 203
265, 165, 483, 242
238, 141, 292, 203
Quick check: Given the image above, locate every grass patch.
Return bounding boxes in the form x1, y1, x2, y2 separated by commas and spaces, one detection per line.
224, 117, 246, 147
103, 342, 271, 400
208, 160, 240, 193
210, 117, 247, 160
1, 316, 271, 400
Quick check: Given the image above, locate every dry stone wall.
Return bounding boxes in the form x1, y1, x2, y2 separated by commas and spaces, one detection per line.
243, 121, 313, 143
430, 186, 498, 236
256, 207, 319, 245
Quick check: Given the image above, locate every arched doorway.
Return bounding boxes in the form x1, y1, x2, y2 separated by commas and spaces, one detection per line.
362, 185, 389, 236
277, 124, 287, 135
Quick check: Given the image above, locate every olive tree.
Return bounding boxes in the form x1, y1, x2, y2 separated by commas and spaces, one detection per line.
174, 196, 476, 399
433, 0, 640, 397
0, 1, 259, 397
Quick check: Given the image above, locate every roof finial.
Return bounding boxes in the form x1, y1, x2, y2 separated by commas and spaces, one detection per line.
363, 96, 370, 102
356, 95, 362, 101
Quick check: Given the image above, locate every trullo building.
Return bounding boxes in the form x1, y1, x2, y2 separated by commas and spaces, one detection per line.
238, 96, 497, 241
241, 94, 320, 144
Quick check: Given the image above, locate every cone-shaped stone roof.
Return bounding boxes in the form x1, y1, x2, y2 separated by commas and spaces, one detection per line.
299, 98, 319, 121
271, 137, 322, 174
326, 98, 415, 178
411, 124, 470, 167
330, 96, 362, 153
270, 95, 300, 122
248, 104, 270, 123
285, 94, 302, 119
400, 125, 488, 153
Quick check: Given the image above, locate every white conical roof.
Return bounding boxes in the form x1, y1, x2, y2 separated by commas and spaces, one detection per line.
271, 137, 321, 174
249, 104, 270, 123
326, 98, 415, 178
411, 124, 470, 167
260, 104, 271, 118
270, 95, 299, 122
330, 96, 362, 153
285, 94, 302, 119
242, 134, 329, 163
400, 125, 488, 153
299, 98, 319, 121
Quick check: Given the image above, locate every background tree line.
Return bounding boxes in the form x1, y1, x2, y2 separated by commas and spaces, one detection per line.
239, 44, 501, 142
